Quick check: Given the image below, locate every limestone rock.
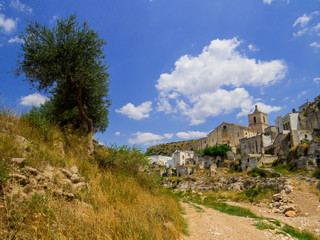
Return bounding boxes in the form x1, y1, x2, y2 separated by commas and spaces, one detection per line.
10, 158, 26, 168
14, 135, 28, 150
285, 211, 296, 217
282, 206, 295, 213
23, 166, 38, 176
226, 151, 235, 160
61, 169, 72, 179
70, 166, 79, 175
45, 165, 54, 172
73, 182, 88, 191
12, 173, 29, 186
71, 174, 80, 183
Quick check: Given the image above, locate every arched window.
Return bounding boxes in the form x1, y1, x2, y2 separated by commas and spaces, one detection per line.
263, 116, 265, 123
253, 117, 256, 123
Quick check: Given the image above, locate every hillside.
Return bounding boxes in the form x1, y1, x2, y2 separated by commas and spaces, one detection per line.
146, 139, 200, 156
0, 108, 185, 239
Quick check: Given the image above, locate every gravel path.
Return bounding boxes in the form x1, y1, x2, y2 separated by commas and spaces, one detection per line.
180, 202, 293, 240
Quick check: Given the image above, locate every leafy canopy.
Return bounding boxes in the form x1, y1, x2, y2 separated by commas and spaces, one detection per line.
201, 145, 232, 157
15, 14, 110, 133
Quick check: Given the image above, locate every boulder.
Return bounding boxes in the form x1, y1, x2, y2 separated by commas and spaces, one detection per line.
285, 211, 296, 217
70, 166, 79, 175
10, 158, 26, 168
12, 173, 29, 186
226, 151, 235, 160
23, 166, 38, 176
71, 174, 81, 183
61, 169, 72, 179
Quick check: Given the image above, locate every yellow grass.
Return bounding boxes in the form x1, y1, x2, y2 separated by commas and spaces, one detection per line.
0, 108, 185, 239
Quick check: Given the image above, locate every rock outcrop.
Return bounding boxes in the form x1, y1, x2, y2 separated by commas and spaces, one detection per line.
3, 157, 89, 203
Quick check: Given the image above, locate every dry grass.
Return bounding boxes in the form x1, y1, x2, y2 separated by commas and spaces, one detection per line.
0, 108, 185, 239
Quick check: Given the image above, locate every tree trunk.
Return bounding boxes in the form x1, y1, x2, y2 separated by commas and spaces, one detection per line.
67, 75, 94, 155
67, 75, 93, 134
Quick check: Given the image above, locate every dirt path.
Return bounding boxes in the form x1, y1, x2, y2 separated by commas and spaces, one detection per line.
180, 202, 292, 240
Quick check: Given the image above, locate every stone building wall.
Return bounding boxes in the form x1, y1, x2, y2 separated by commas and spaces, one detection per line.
239, 134, 273, 155
248, 105, 269, 134
291, 130, 314, 147
203, 122, 256, 151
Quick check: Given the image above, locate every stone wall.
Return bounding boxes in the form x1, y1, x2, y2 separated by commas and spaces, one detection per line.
291, 130, 313, 147
239, 134, 272, 155
204, 122, 256, 152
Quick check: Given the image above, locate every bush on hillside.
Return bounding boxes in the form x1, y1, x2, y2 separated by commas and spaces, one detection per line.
202, 145, 232, 157
95, 145, 149, 176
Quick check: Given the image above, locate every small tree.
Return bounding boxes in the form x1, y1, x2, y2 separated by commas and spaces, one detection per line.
202, 145, 232, 157
15, 14, 110, 135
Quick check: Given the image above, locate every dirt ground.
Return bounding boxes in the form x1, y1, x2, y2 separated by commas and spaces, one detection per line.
229, 178, 320, 234
180, 202, 292, 240
180, 178, 320, 240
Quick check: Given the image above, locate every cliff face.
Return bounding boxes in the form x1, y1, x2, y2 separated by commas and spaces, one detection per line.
146, 139, 200, 156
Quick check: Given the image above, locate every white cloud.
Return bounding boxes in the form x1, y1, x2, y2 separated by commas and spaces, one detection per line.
248, 44, 260, 52
8, 35, 24, 44
128, 132, 172, 146
176, 131, 208, 140
20, 93, 49, 107
237, 102, 281, 117
298, 90, 308, 99
292, 12, 320, 38
310, 42, 320, 48
263, 0, 289, 5
283, 96, 290, 101
293, 13, 312, 27
0, 2, 4, 11
313, 77, 320, 85
115, 131, 121, 136
10, 0, 32, 14
263, 0, 274, 4
156, 38, 287, 125
116, 101, 152, 120
0, 14, 17, 34
164, 133, 173, 139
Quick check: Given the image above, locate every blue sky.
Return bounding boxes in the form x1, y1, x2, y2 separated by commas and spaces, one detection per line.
0, 0, 320, 151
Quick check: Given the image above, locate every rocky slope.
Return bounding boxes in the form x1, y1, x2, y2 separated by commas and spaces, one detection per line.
146, 139, 200, 156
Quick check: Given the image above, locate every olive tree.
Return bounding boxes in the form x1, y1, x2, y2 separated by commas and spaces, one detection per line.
15, 14, 110, 135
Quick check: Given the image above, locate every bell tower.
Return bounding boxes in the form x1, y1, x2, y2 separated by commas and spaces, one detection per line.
248, 105, 268, 134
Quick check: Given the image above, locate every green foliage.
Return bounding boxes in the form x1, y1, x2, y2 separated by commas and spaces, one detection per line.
95, 145, 149, 176
0, 160, 10, 189
312, 169, 320, 179
281, 224, 318, 240
249, 168, 280, 178
254, 221, 275, 230
15, 14, 110, 133
201, 145, 232, 157
202, 197, 258, 218
21, 107, 54, 140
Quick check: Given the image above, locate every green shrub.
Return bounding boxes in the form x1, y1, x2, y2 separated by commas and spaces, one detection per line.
21, 107, 54, 140
312, 169, 320, 179
281, 224, 318, 240
95, 145, 149, 176
202, 145, 232, 157
0, 160, 10, 189
249, 168, 280, 178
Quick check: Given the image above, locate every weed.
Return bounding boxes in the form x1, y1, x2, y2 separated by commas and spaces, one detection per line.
281, 224, 318, 240
254, 221, 275, 230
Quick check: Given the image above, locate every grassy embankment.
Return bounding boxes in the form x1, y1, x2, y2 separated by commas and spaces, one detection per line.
0, 107, 186, 239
